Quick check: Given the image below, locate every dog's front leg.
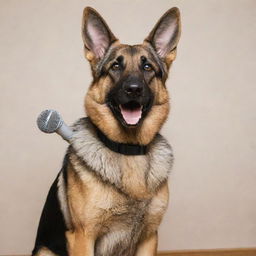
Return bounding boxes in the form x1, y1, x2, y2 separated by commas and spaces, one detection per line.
66, 230, 95, 256
135, 232, 158, 256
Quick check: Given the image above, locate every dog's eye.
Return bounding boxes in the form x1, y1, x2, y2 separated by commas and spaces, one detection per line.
143, 63, 153, 71
111, 62, 120, 71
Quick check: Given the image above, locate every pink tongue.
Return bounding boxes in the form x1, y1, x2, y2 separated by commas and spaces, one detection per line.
120, 105, 142, 125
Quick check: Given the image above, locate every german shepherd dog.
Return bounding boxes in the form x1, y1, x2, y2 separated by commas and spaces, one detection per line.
32, 6, 181, 256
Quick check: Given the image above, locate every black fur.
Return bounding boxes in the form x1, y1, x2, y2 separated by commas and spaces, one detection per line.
32, 155, 69, 256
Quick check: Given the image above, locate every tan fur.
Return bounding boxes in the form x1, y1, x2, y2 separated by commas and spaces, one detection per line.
146, 182, 169, 233
33, 7, 180, 256
86, 75, 114, 104
120, 155, 151, 199
66, 230, 95, 256
85, 51, 94, 62
136, 102, 170, 145
84, 39, 121, 67
165, 49, 177, 66
85, 94, 132, 143
148, 78, 169, 105
85, 92, 169, 145
135, 183, 169, 255
84, 41, 171, 145
67, 152, 129, 231
63, 6, 180, 256
66, 150, 169, 256
135, 233, 158, 256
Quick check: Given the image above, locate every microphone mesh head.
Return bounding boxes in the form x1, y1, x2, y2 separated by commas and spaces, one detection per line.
37, 109, 63, 133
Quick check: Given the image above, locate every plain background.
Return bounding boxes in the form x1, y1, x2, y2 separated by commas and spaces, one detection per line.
0, 0, 256, 254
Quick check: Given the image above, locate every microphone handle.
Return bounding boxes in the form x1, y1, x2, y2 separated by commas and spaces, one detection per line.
56, 122, 73, 142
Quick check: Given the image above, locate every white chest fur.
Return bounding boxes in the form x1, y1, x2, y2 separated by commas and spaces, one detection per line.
70, 118, 173, 196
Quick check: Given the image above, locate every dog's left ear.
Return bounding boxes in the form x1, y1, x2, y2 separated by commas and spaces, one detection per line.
145, 7, 181, 63
82, 7, 118, 61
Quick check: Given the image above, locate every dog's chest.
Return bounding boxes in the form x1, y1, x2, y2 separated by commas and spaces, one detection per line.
68, 152, 152, 215
94, 198, 149, 256
66, 118, 173, 254
70, 118, 173, 192
67, 157, 152, 256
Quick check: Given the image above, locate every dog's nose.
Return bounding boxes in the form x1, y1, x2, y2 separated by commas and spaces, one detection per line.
124, 84, 143, 97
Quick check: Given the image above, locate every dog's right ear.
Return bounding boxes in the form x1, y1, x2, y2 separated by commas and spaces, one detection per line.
82, 7, 118, 62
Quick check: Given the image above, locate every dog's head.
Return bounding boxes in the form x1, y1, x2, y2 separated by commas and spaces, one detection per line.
82, 7, 181, 144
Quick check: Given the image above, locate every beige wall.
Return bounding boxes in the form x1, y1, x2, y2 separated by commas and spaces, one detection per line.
1, 0, 256, 254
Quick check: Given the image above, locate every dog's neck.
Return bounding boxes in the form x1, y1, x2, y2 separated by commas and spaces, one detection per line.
70, 117, 173, 195
93, 122, 148, 155
85, 94, 169, 145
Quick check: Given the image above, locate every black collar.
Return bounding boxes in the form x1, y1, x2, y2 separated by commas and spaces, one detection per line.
95, 126, 148, 155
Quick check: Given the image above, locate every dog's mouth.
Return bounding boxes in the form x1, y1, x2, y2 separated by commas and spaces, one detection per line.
119, 101, 142, 126
108, 99, 153, 127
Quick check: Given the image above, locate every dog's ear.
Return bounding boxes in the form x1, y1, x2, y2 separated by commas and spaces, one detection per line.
145, 7, 181, 63
82, 7, 118, 61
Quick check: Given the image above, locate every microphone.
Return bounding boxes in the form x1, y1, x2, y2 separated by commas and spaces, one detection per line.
37, 109, 73, 142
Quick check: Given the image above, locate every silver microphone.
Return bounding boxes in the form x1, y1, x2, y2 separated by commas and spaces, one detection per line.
37, 109, 73, 142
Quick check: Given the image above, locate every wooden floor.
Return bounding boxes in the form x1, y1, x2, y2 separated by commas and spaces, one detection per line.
158, 248, 256, 256
4, 248, 256, 256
